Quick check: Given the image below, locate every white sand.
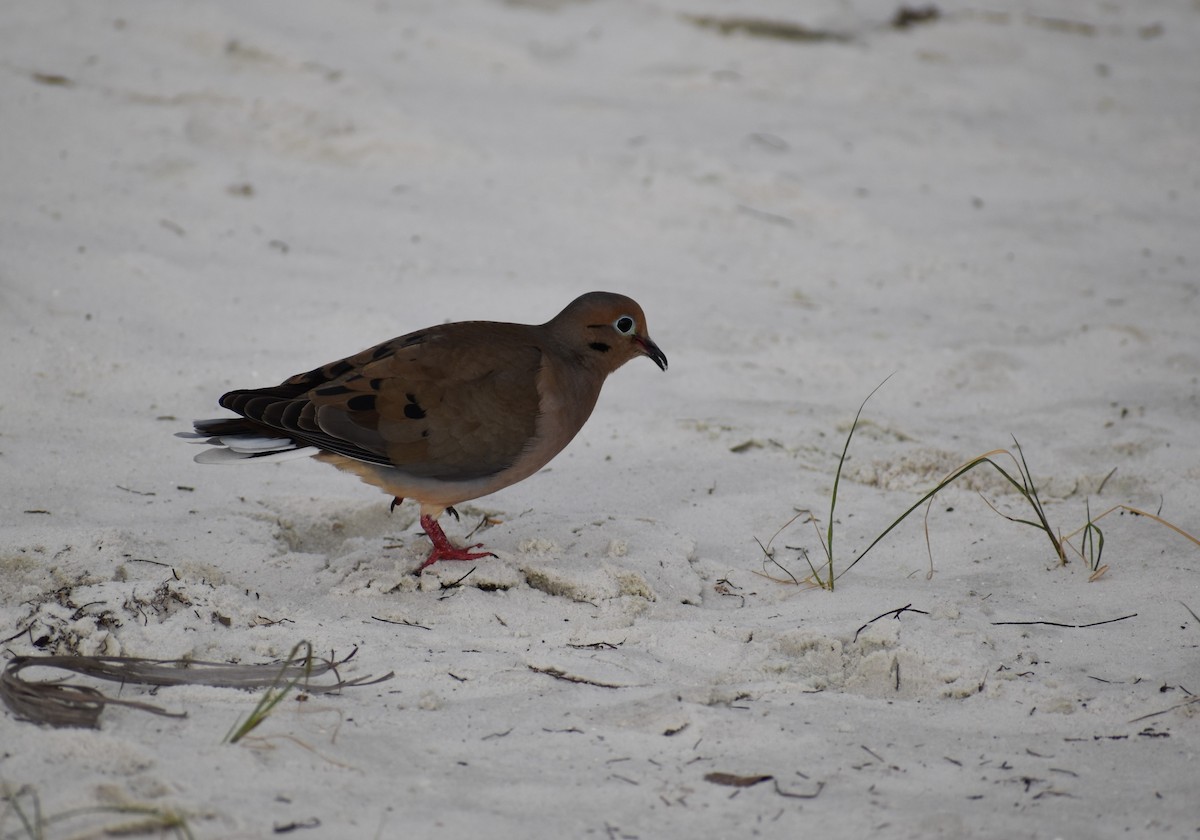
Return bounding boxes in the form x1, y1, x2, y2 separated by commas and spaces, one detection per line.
2, 1, 1198, 837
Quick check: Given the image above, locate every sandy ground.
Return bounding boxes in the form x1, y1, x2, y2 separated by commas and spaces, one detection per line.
2, 1, 1198, 837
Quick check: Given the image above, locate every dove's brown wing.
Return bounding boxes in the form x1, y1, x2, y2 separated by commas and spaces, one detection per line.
217, 322, 544, 482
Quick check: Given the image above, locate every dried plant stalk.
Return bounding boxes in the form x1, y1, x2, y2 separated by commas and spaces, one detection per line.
1, 648, 393, 729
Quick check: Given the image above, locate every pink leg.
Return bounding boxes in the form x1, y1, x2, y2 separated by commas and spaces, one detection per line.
415, 514, 495, 573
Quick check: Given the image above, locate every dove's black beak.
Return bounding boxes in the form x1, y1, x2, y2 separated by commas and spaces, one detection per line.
636, 336, 668, 371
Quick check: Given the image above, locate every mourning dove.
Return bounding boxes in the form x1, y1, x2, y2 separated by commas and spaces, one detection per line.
185, 291, 667, 572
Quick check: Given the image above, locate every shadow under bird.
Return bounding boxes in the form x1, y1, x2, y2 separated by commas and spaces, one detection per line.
182, 291, 668, 572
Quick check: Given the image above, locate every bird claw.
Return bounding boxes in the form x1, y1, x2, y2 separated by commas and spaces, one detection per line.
415, 513, 496, 573
414, 544, 496, 573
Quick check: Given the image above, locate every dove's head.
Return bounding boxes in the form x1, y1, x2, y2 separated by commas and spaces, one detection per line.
550, 291, 668, 375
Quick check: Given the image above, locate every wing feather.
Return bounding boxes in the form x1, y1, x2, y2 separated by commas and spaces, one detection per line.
212, 322, 544, 482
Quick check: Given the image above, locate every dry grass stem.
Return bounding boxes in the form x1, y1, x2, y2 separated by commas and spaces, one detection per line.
1, 647, 394, 730
1, 784, 194, 840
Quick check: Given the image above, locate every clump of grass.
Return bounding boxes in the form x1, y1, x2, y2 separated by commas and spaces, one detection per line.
1060, 502, 1200, 582
761, 378, 1065, 589
1, 784, 193, 840
812, 437, 1060, 590
224, 640, 314, 744
758, 382, 1197, 589
1076, 499, 1106, 579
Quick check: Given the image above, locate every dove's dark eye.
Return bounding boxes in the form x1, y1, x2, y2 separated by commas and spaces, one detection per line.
614, 316, 636, 334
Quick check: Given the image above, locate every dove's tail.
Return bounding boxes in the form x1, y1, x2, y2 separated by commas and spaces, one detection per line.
178, 419, 319, 464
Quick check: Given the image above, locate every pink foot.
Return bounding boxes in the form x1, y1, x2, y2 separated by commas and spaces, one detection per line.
415, 514, 496, 573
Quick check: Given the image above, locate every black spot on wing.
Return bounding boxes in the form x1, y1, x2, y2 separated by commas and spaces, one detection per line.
403, 393, 427, 420
315, 384, 352, 397
374, 331, 428, 361
347, 394, 377, 412
327, 360, 354, 378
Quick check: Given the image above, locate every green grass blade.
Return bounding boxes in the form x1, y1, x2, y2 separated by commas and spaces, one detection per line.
834, 454, 995, 581
825, 375, 893, 589
224, 641, 314, 745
